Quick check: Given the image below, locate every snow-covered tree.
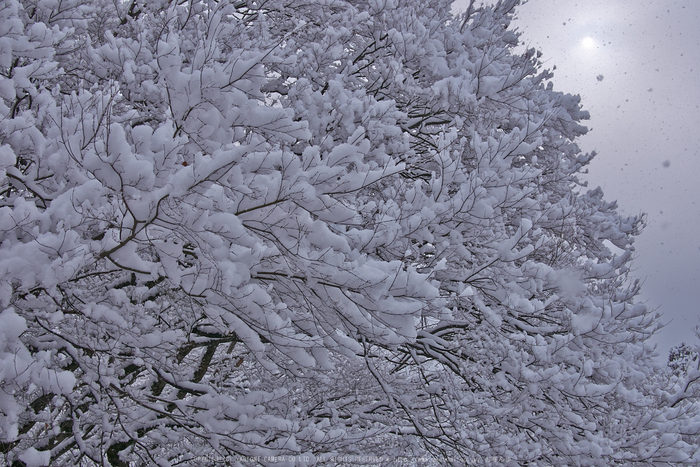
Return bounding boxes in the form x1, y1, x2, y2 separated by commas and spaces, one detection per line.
669, 342, 700, 376
1, 0, 699, 465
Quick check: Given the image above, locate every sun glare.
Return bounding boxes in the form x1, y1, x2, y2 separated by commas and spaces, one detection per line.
581, 36, 596, 49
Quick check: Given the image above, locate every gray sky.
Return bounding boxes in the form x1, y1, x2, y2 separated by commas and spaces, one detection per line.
454, 0, 700, 359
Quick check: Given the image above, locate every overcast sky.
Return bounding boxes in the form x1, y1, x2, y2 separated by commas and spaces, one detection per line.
453, 0, 700, 359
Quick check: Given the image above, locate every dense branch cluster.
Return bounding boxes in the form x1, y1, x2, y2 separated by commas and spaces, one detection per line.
1, 0, 699, 465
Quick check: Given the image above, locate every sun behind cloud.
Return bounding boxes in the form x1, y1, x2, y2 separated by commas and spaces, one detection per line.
581, 36, 596, 49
